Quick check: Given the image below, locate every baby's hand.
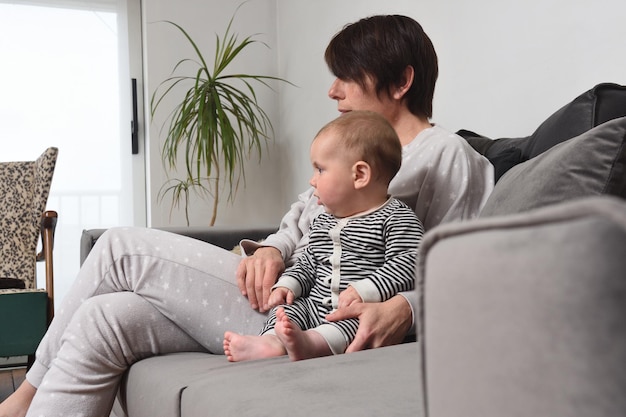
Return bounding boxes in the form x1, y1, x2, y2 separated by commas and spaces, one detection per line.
267, 287, 295, 308
337, 286, 363, 309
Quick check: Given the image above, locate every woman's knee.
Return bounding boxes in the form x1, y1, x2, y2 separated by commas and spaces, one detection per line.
70, 293, 138, 333
65, 293, 158, 362
94, 227, 143, 251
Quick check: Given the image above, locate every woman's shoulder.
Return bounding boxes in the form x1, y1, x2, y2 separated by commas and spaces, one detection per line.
413, 124, 489, 162
417, 124, 467, 147
404, 125, 462, 154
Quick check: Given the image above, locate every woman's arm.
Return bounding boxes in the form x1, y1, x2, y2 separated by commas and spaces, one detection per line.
326, 294, 413, 352
236, 187, 322, 311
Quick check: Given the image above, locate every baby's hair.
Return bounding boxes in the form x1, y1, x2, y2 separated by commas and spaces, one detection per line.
315, 111, 402, 185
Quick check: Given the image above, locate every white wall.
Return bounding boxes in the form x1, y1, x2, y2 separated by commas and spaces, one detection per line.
276, 0, 626, 205
144, 0, 626, 227
143, 0, 284, 227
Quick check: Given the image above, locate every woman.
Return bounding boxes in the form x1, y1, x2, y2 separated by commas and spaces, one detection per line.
0, 14, 493, 417
237, 14, 493, 349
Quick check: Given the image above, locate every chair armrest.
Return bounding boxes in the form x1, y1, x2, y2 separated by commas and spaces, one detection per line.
80, 226, 278, 266
37, 210, 58, 262
38, 210, 57, 321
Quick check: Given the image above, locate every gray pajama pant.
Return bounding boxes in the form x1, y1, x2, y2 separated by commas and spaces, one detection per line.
25, 227, 267, 417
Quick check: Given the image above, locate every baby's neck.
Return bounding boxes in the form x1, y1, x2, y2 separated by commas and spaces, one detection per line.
336, 194, 390, 219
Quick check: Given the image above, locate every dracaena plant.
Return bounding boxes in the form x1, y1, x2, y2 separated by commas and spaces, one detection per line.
151, 6, 291, 225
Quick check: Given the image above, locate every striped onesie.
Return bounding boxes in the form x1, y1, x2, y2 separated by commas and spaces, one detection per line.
260, 197, 424, 354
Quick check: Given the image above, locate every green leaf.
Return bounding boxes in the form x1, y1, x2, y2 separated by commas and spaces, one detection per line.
150, 3, 294, 225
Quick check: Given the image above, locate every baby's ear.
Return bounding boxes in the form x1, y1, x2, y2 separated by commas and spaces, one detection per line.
352, 161, 371, 189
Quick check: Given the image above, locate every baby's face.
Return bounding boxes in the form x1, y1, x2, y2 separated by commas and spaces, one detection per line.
309, 131, 356, 217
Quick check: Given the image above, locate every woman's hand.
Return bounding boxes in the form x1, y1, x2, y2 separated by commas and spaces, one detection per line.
326, 295, 412, 352
236, 246, 285, 312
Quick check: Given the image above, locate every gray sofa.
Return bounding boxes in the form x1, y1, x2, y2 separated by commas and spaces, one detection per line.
79, 83, 626, 417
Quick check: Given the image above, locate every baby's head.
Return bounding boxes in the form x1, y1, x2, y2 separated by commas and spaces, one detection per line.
314, 110, 402, 187
309, 111, 402, 217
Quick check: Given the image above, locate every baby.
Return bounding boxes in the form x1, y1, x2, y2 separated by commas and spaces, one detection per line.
224, 110, 424, 361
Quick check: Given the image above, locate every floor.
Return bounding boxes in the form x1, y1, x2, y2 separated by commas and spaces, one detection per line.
0, 367, 26, 402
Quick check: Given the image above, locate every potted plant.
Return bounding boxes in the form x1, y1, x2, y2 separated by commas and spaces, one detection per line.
151, 6, 291, 225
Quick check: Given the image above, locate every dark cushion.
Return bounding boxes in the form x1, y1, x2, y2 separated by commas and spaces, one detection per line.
480, 116, 626, 217
457, 130, 525, 181
0, 278, 26, 289
0, 291, 48, 356
460, 83, 626, 181
525, 83, 626, 158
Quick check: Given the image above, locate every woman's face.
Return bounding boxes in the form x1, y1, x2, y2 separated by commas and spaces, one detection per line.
327, 76, 394, 121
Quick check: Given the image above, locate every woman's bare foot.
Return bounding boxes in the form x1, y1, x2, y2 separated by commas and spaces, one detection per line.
223, 331, 286, 362
0, 380, 36, 417
274, 307, 332, 361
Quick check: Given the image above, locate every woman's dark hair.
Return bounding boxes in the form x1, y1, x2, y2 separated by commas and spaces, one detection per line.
325, 15, 438, 118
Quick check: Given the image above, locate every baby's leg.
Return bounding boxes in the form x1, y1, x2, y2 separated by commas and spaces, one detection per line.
223, 332, 285, 362
274, 307, 332, 361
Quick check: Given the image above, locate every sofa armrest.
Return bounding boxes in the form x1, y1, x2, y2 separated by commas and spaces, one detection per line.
80, 226, 278, 266
418, 196, 626, 416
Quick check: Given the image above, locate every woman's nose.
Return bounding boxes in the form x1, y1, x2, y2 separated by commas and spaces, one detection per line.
328, 78, 342, 100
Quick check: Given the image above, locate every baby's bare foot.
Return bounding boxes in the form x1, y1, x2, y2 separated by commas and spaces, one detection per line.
0, 380, 36, 417
223, 331, 285, 362
274, 307, 332, 361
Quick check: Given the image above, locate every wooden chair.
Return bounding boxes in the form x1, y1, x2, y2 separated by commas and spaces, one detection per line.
0, 147, 58, 368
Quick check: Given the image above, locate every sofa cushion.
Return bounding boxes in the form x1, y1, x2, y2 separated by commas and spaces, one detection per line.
118, 352, 234, 417
480, 116, 626, 217
181, 343, 422, 417
118, 343, 422, 417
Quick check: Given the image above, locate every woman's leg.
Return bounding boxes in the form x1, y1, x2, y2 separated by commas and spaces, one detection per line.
27, 292, 205, 417
19, 227, 266, 415
0, 381, 36, 417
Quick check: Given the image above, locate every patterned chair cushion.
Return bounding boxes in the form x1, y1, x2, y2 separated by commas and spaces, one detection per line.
0, 288, 48, 294
0, 148, 57, 289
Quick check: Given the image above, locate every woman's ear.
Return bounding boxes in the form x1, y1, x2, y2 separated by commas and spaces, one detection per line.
352, 161, 371, 189
393, 65, 414, 100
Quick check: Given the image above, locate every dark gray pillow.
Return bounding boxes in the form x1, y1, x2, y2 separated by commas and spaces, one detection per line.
480, 116, 626, 217
460, 83, 626, 181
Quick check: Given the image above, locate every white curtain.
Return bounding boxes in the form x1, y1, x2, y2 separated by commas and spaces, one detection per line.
0, 0, 144, 311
